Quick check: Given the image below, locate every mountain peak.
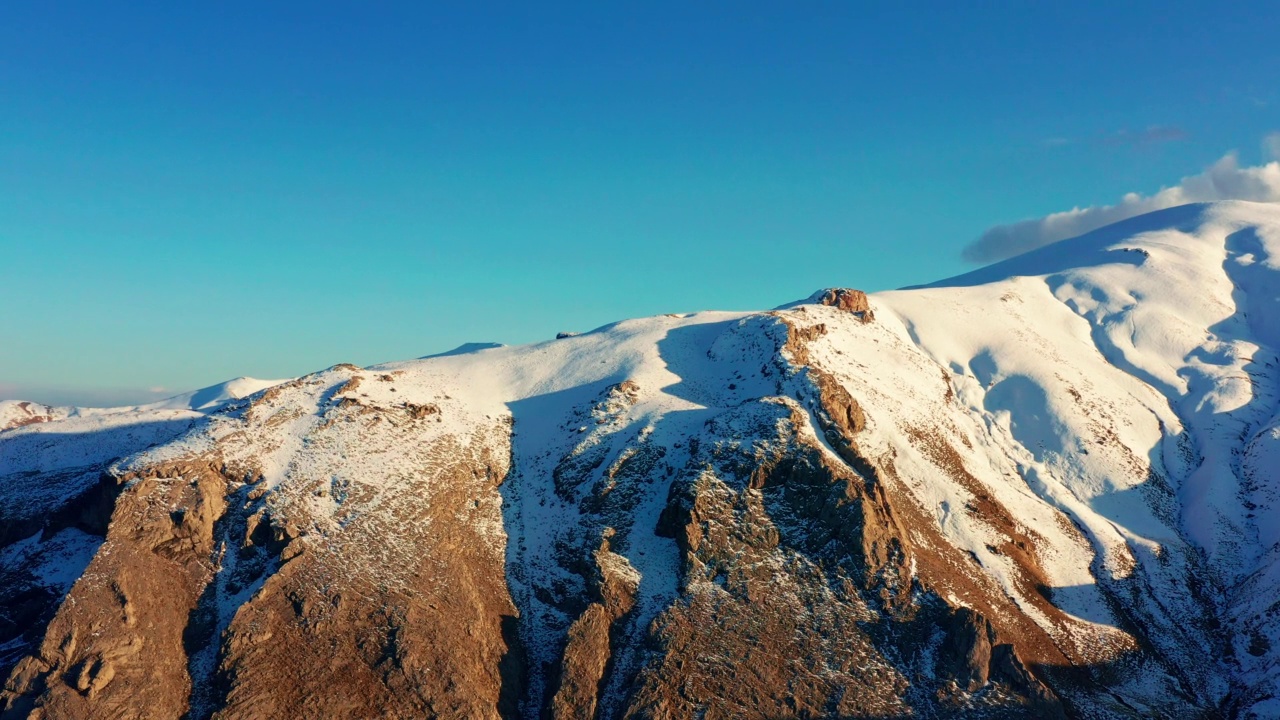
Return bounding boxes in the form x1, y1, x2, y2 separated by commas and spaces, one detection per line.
5, 202, 1280, 717
925, 200, 1280, 290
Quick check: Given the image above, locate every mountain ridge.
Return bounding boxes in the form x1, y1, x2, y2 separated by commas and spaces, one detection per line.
4, 200, 1280, 719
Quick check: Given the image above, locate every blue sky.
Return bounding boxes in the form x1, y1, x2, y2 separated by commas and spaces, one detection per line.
3, 2, 1278, 405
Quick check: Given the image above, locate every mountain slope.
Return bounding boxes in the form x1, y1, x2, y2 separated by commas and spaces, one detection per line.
3, 201, 1280, 719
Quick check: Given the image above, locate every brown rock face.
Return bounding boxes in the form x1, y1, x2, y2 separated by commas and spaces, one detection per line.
3, 367, 522, 720
938, 607, 994, 691
207, 451, 516, 720
627, 389, 1066, 719
550, 536, 639, 720
630, 404, 916, 718
3, 460, 230, 720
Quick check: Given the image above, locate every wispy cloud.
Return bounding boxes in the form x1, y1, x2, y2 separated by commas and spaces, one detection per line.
963, 150, 1280, 264
1265, 131, 1280, 160
1098, 125, 1189, 148
1043, 125, 1189, 150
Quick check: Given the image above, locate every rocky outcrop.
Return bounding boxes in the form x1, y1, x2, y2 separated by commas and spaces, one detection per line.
812, 287, 874, 322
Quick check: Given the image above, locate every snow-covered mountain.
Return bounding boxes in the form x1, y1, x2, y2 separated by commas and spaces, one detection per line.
4, 201, 1280, 719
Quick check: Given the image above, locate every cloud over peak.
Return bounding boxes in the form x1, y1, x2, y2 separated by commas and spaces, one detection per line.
963, 150, 1280, 264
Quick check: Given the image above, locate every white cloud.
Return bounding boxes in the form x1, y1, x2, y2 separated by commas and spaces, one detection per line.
963, 152, 1280, 264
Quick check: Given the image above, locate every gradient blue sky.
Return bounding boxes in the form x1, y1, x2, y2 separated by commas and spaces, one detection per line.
3, 2, 1278, 405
